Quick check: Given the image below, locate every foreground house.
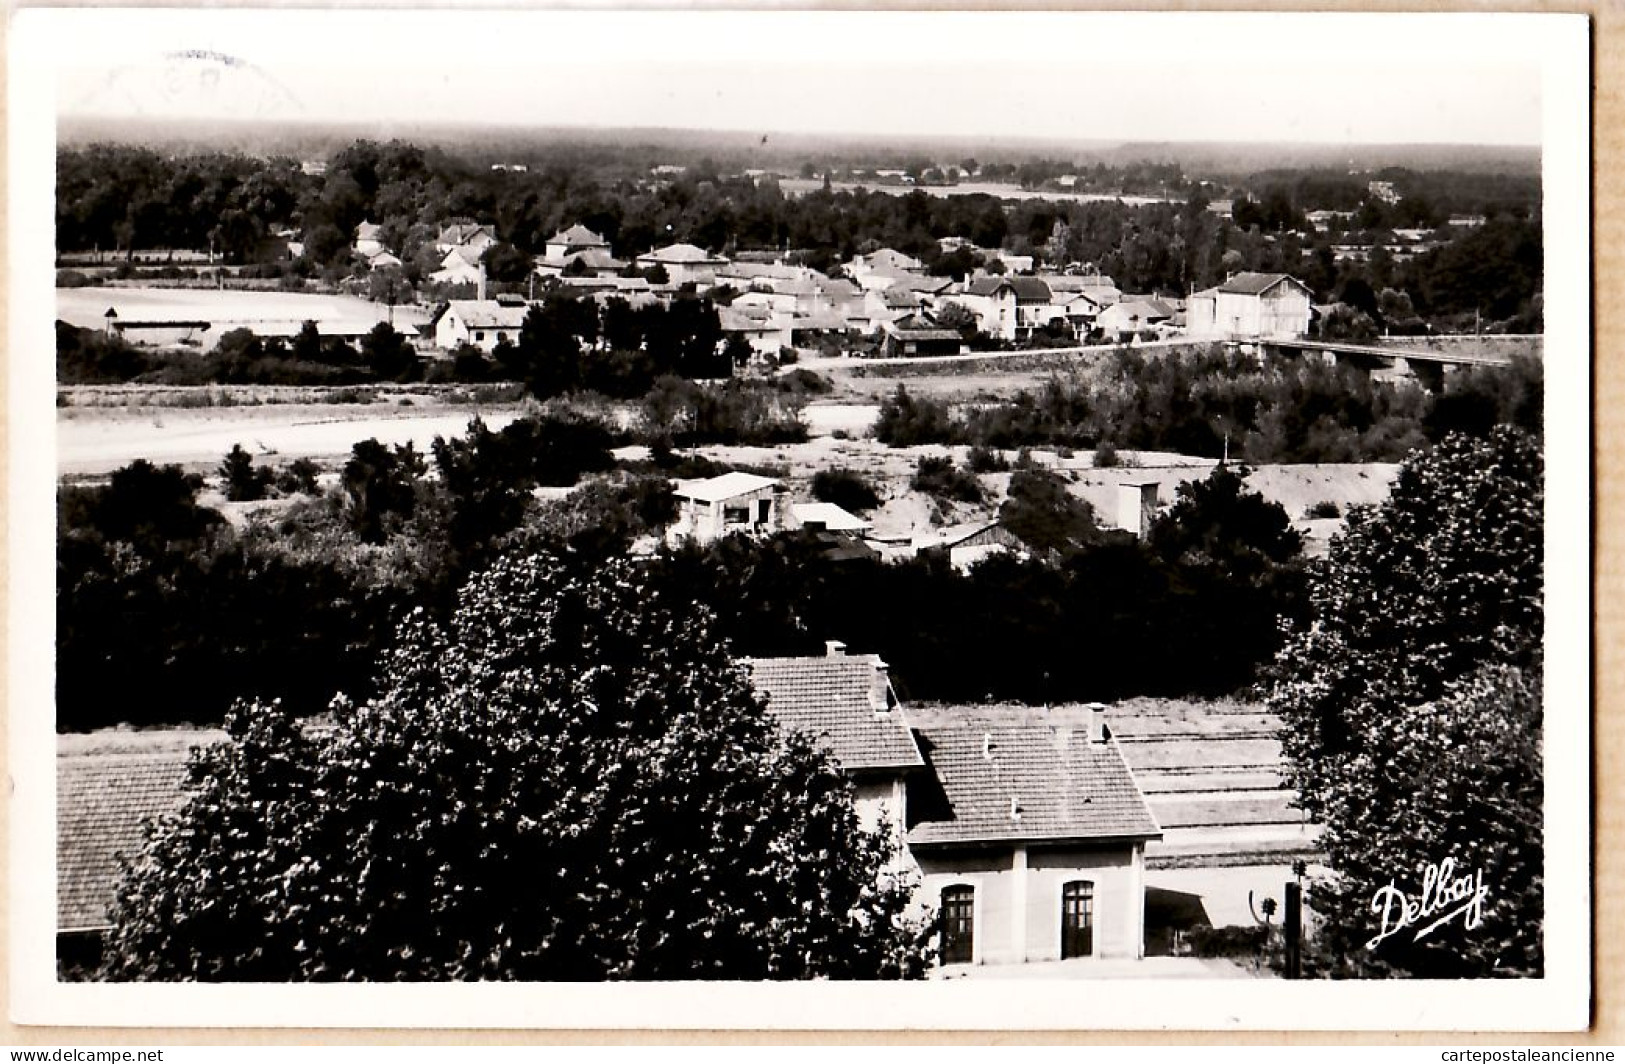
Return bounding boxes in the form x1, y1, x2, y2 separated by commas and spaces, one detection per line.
58, 649, 1159, 973
745, 646, 1162, 967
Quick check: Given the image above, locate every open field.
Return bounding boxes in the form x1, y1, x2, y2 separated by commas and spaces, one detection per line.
56, 286, 433, 334
58, 401, 524, 477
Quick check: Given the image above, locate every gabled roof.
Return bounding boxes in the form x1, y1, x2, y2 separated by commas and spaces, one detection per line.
965, 276, 1052, 301
879, 286, 923, 309
446, 300, 529, 329
792, 310, 850, 332
1102, 299, 1173, 324
638, 243, 727, 265
856, 248, 924, 273
437, 223, 496, 246
894, 275, 953, 296
815, 277, 862, 299
1217, 272, 1311, 297
744, 654, 924, 772
718, 306, 786, 332
547, 224, 609, 248
441, 246, 486, 268
672, 471, 780, 503
355, 221, 383, 240
551, 249, 627, 271
904, 706, 1161, 847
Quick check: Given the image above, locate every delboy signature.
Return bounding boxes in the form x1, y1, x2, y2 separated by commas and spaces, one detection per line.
1366, 857, 1490, 950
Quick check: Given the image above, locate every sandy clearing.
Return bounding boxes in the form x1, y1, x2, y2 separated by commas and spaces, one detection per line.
58, 408, 521, 476
56, 286, 432, 333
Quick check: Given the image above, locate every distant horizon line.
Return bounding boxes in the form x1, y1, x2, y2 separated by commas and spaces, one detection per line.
55, 115, 1543, 155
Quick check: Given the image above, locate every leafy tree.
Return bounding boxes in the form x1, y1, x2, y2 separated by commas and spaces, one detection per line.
341, 439, 425, 544
361, 322, 419, 383
1148, 465, 1302, 579
218, 445, 273, 503
998, 469, 1103, 556
276, 458, 322, 497
910, 456, 982, 505
101, 552, 931, 980
874, 385, 955, 447
480, 240, 534, 285
1268, 428, 1543, 977
59, 459, 221, 556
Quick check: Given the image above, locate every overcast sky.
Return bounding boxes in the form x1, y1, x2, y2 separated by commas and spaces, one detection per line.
26, 8, 1548, 147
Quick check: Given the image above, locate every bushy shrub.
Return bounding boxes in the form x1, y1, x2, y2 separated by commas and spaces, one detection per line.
911, 456, 982, 504
811, 468, 882, 512
965, 445, 1009, 473
874, 385, 955, 446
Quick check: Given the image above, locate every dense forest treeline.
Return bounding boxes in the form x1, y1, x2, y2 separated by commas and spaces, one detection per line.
58, 141, 1542, 327
58, 348, 1541, 731
57, 423, 1307, 731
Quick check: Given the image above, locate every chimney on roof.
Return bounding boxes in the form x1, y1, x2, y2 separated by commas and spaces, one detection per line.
825, 640, 846, 658
1086, 702, 1108, 744
869, 656, 891, 714
1117, 481, 1160, 540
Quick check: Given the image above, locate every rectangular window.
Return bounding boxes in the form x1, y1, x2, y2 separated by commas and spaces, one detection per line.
756, 499, 771, 525
723, 505, 749, 524
1061, 881, 1095, 959
941, 885, 974, 965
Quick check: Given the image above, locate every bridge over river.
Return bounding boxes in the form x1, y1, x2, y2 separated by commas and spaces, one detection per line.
1250, 334, 1540, 386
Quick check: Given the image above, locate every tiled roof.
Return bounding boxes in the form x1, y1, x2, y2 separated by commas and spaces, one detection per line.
966, 276, 1052, 301
548, 224, 609, 248
904, 706, 1162, 847
744, 655, 924, 772
447, 300, 530, 329
859, 249, 924, 272
639, 243, 726, 265
58, 744, 196, 931
438, 223, 495, 246
1217, 272, 1309, 296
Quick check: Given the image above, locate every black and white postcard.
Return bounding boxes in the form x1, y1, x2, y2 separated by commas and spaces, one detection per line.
8, 7, 1593, 1033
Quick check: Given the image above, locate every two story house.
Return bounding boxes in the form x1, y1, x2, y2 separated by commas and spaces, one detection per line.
745, 645, 1162, 969
1185, 272, 1313, 340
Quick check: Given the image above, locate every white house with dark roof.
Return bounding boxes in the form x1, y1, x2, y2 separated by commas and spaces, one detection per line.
957, 276, 1064, 342
902, 704, 1161, 965
1185, 272, 1313, 340
430, 246, 487, 289
745, 647, 1162, 968
543, 224, 611, 260
354, 220, 386, 259
1097, 298, 1178, 341
435, 223, 498, 257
